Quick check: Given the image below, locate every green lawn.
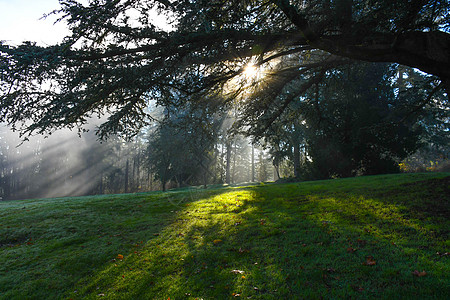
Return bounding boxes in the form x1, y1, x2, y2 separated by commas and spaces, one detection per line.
1, 173, 449, 299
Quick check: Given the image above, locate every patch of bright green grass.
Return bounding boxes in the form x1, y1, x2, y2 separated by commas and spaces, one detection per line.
0, 173, 449, 299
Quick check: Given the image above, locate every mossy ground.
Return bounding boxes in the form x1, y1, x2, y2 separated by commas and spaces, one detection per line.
0, 173, 449, 299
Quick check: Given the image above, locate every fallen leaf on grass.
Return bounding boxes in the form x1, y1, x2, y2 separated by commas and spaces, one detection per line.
231, 269, 245, 274
356, 239, 367, 247
232, 293, 241, 297
363, 256, 376, 266
351, 285, 364, 292
412, 270, 427, 277
213, 239, 223, 245
117, 254, 124, 260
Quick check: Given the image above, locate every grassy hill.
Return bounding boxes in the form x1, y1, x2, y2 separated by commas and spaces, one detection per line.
0, 173, 449, 299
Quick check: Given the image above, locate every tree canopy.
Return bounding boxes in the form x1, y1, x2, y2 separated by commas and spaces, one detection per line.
0, 0, 449, 138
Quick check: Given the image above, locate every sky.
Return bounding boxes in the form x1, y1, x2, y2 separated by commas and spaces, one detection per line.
0, 0, 69, 45
0, 0, 173, 45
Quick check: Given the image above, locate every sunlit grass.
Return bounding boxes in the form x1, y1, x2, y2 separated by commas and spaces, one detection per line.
0, 173, 449, 299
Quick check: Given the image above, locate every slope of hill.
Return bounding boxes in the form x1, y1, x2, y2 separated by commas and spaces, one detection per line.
0, 173, 449, 299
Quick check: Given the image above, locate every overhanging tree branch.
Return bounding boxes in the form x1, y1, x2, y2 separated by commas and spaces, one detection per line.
272, 0, 450, 89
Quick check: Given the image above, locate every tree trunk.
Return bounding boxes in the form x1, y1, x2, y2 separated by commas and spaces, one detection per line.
203, 172, 208, 189
136, 151, 140, 190
148, 170, 152, 191
251, 144, 255, 182
258, 151, 265, 182
161, 178, 166, 192
124, 158, 129, 193
2, 170, 10, 200
220, 142, 224, 182
293, 143, 301, 178
232, 142, 237, 183
273, 162, 280, 181
225, 141, 231, 184
99, 172, 103, 195
132, 155, 136, 191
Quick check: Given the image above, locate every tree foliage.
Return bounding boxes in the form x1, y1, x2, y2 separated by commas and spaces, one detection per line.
303, 63, 423, 178
0, 0, 449, 138
260, 62, 448, 179
146, 102, 222, 190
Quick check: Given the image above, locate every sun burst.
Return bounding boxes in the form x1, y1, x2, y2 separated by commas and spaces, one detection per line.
243, 63, 259, 80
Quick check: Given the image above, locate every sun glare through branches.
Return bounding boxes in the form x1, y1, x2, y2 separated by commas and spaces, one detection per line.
221, 59, 273, 100
243, 63, 260, 80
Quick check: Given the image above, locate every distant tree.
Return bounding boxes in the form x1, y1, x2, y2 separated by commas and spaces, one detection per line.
257, 149, 272, 182
147, 123, 184, 191
302, 63, 424, 178
146, 100, 222, 190
230, 135, 253, 184
0, 125, 150, 199
260, 118, 299, 180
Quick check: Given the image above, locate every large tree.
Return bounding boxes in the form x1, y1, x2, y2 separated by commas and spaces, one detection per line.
0, 0, 448, 138
301, 62, 424, 178
258, 61, 445, 179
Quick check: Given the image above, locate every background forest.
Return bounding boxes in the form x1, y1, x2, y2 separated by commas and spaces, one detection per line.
1, 0, 449, 200
1, 61, 448, 200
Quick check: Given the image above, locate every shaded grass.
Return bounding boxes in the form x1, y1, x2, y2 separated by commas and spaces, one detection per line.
0, 173, 449, 299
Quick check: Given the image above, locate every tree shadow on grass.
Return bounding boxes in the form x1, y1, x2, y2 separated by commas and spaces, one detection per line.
0, 192, 191, 300
69, 176, 449, 299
